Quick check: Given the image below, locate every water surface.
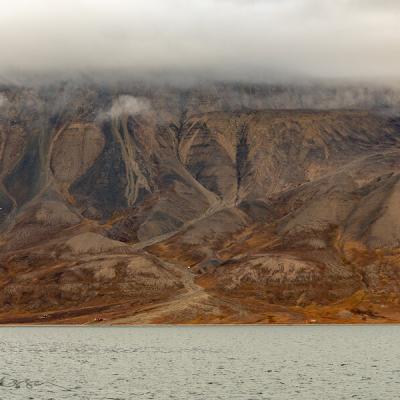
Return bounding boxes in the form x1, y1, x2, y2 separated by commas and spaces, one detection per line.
0, 325, 399, 399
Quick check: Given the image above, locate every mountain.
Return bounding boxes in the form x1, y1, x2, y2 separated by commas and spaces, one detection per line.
1, 81, 400, 324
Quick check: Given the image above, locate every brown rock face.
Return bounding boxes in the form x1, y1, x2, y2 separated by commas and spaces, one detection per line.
1, 82, 400, 324
50, 123, 105, 190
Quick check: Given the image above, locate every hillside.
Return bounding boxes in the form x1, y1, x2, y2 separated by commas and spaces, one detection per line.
1, 83, 400, 324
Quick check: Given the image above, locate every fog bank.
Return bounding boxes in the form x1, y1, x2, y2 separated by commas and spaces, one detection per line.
1, 0, 400, 83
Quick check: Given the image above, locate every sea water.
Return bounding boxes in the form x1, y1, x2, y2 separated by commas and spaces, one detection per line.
0, 325, 399, 399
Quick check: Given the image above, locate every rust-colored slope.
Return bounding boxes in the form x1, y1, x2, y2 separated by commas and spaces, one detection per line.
1, 84, 400, 324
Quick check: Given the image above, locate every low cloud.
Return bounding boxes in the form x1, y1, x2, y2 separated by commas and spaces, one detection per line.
99, 95, 151, 120
0, 1, 400, 83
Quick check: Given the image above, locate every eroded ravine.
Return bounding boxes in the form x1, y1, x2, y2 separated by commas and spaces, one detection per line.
112, 115, 150, 206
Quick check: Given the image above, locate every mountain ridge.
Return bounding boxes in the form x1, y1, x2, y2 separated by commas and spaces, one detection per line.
1, 83, 400, 324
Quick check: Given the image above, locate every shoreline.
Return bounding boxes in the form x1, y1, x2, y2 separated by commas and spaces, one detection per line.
1, 322, 400, 327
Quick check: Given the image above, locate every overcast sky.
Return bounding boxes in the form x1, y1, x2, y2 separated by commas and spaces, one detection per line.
0, 0, 399, 82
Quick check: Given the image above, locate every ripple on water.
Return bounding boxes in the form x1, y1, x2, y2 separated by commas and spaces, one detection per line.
0, 325, 399, 399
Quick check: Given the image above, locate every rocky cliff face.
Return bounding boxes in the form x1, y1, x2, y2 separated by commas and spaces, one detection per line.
1, 81, 400, 324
